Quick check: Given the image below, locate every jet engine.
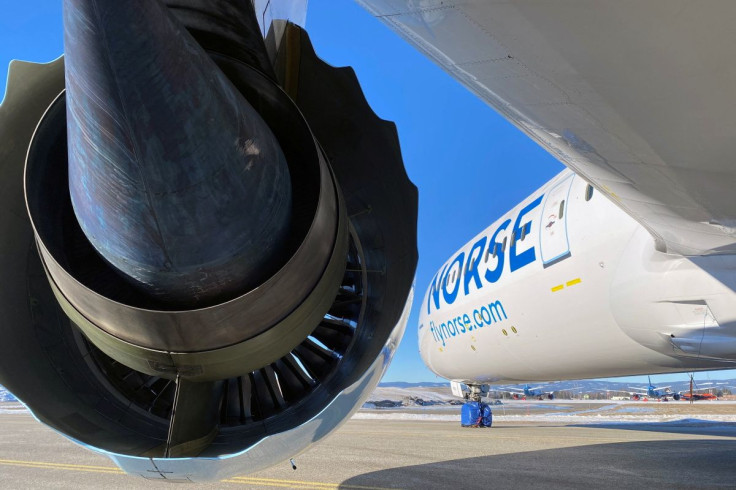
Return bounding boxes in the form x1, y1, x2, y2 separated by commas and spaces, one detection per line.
0, 0, 416, 482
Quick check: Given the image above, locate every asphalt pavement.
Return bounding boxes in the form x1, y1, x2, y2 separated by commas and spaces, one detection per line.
1, 412, 735, 488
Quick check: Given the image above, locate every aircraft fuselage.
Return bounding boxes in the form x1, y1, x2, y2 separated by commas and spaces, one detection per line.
420, 170, 736, 385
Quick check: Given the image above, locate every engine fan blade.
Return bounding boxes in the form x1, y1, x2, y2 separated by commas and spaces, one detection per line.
165, 378, 223, 457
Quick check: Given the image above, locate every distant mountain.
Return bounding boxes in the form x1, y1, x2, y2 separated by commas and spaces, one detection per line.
502, 378, 736, 395
378, 378, 736, 395
379, 381, 450, 388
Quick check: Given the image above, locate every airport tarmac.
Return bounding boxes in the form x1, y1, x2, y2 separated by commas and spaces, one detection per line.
1, 405, 736, 489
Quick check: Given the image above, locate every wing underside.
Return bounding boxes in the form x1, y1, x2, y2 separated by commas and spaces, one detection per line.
357, 0, 736, 255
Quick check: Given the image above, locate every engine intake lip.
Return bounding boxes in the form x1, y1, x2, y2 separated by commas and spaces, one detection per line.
25, 61, 349, 380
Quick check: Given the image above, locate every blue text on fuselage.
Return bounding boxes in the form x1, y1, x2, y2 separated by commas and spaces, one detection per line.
427, 195, 543, 314
430, 300, 508, 347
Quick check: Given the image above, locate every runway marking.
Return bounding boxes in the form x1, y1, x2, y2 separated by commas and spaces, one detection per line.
224, 477, 392, 489
0, 458, 123, 474
223, 480, 314, 489
0, 459, 394, 489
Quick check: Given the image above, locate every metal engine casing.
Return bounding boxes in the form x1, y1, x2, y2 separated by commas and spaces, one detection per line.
0, 20, 417, 481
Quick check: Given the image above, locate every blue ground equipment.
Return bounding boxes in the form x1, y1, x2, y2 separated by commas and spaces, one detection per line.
461, 401, 492, 427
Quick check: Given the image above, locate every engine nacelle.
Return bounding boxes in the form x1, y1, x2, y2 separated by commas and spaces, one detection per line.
0, 2, 416, 482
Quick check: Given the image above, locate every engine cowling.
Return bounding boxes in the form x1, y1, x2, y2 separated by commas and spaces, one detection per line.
0, 1, 416, 482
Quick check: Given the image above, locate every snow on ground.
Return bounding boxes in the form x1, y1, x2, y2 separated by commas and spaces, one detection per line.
352, 412, 736, 424
358, 386, 736, 424
0, 403, 26, 414
366, 387, 460, 409
370, 386, 457, 403
3, 384, 735, 424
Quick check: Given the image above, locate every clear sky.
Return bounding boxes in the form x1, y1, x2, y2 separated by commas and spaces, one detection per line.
2, 0, 734, 386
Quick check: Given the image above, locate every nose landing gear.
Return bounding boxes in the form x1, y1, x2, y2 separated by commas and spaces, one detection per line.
455, 383, 493, 428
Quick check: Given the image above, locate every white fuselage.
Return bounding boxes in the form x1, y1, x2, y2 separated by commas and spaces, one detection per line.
419, 170, 736, 384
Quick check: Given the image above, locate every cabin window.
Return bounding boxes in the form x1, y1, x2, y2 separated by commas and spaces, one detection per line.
510, 231, 516, 247
559, 200, 565, 219
502, 237, 508, 253
520, 224, 527, 241
585, 184, 594, 201
484, 247, 491, 263
492, 242, 498, 259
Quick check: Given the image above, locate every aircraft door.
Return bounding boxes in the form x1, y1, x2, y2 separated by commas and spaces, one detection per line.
539, 175, 574, 266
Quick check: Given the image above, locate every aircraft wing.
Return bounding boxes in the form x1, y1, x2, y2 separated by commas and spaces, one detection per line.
356, 1, 736, 255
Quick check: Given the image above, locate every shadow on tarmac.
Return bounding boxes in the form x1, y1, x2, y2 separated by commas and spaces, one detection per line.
339, 439, 736, 489
572, 420, 736, 438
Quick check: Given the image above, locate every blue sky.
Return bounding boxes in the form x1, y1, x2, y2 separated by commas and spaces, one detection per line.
2, 0, 734, 385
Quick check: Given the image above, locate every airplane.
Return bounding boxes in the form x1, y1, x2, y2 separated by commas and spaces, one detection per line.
627, 376, 680, 401
399, 2, 736, 403
506, 384, 555, 401
2, 0, 736, 483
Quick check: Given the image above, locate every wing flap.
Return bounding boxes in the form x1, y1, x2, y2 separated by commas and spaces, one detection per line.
358, 0, 736, 254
